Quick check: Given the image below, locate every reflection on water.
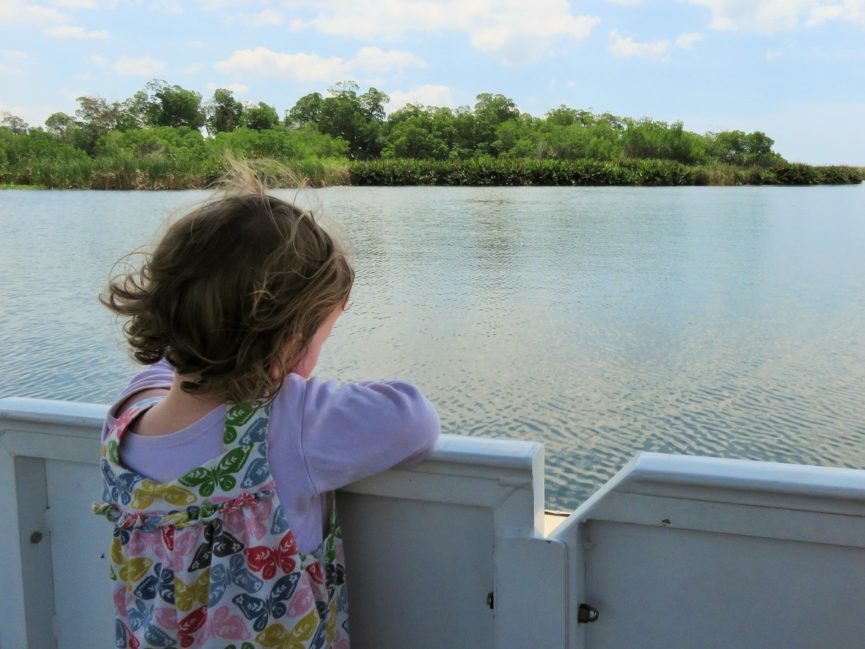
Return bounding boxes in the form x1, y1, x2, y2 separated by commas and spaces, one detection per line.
2, 185, 864, 510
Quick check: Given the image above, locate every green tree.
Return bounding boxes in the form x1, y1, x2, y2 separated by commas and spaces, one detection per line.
145, 80, 205, 129
286, 92, 323, 126
307, 82, 389, 159
242, 102, 279, 130
1, 112, 29, 134
206, 89, 244, 134
44, 112, 76, 136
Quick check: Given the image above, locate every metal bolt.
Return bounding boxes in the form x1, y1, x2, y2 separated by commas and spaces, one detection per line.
30, 531, 43, 544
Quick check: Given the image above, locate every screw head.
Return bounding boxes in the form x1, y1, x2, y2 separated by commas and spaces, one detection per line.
29, 531, 43, 544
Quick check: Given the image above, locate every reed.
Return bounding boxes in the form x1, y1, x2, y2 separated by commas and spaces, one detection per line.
349, 159, 864, 187
2, 155, 862, 189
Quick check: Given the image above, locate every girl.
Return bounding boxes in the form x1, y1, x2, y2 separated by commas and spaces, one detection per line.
94, 177, 440, 649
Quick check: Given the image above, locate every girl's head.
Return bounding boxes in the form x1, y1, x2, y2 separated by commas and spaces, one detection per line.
102, 181, 354, 403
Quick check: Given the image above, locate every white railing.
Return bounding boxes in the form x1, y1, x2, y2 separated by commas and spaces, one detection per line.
4, 396, 865, 649
0, 396, 559, 649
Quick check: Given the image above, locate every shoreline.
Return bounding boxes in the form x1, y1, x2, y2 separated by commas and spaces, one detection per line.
1, 159, 862, 190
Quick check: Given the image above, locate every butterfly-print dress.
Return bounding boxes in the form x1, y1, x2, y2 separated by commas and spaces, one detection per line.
94, 399, 349, 649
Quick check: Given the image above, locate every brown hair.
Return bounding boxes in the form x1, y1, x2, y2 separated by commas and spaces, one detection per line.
101, 178, 353, 403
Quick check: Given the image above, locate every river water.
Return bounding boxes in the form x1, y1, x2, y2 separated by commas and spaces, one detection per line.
2, 185, 864, 510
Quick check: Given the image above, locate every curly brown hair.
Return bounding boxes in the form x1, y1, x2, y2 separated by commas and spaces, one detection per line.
101, 181, 354, 403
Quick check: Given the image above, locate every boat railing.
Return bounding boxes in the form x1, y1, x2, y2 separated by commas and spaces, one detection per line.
3, 396, 865, 649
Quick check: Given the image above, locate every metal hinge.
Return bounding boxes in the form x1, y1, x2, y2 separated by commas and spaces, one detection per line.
578, 603, 599, 624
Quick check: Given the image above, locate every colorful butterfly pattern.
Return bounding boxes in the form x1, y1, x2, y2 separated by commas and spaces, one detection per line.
94, 399, 349, 648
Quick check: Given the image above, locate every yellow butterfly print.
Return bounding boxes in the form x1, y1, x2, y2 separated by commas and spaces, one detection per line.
175, 568, 211, 613
255, 610, 318, 648
130, 480, 196, 509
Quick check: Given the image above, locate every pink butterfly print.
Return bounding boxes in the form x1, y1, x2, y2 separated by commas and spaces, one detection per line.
127, 531, 184, 572
173, 527, 201, 557
222, 498, 272, 541
207, 605, 250, 641
287, 584, 315, 617
155, 606, 178, 632
113, 585, 133, 613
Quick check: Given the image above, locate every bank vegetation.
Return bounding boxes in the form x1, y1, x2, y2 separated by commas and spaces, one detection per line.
1, 80, 861, 189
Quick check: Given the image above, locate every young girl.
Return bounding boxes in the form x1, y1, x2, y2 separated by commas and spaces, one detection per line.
94, 178, 440, 649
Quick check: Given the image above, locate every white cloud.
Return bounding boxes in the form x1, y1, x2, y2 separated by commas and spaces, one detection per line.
206, 81, 249, 94
148, 0, 184, 14
606, 0, 642, 4
180, 63, 204, 74
87, 53, 107, 66
687, 0, 865, 33
352, 46, 427, 73
0, 63, 23, 75
292, 0, 600, 65
386, 84, 456, 112
111, 55, 167, 76
4, 50, 29, 60
675, 32, 703, 48
236, 9, 284, 26
195, 0, 262, 10
609, 30, 671, 59
215, 49, 350, 82
52, 0, 97, 8
0, 1, 69, 25
44, 25, 109, 39
609, 30, 705, 59
214, 46, 427, 82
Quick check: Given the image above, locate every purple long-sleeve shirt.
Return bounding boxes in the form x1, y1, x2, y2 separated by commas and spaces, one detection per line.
104, 362, 440, 552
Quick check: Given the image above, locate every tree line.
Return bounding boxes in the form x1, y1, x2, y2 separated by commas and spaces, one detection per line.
1, 80, 861, 188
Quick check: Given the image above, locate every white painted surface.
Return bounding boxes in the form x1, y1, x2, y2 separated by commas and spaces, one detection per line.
0, 397, 549, 649
5, 398, 865, 649
552, 453, 865, 649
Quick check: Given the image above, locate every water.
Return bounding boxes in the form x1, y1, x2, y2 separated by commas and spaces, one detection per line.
2, 185, 864, 510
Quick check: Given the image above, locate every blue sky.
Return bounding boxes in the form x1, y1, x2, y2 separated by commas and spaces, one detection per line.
2, 0, 864, 164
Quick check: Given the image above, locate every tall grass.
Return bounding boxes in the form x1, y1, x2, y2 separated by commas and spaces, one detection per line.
349, 159, 865, 187
0, 156, 350, 189
2, 156, 861, 189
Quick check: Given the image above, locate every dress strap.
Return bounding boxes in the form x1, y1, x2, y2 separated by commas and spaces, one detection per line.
221, 401, 270, 451
110, 396, 164, 444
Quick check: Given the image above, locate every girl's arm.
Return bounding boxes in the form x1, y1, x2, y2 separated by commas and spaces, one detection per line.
298, 377, 440, 494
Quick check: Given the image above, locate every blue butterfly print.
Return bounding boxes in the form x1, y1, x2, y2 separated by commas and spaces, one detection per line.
115, 619, 131, 649
239, 417, 268, 445
210, 554, 264, 605
134, 562, 175, 605
127, 600, 175, 647
101, 459, 141, 505
270, 505, 288, 535
113, 525, 130, 546
309, 621, 326, 649
240, 457, 269, 489
143, 625, 176, 648
232, 572, 301, 632
127, 599, 153, 632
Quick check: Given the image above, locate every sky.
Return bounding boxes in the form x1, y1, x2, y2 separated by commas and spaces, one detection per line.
1, 0, 864, 165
